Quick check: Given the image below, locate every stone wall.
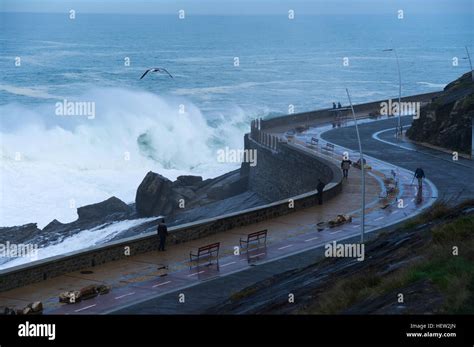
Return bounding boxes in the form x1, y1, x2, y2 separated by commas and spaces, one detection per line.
245, 134, 337, 201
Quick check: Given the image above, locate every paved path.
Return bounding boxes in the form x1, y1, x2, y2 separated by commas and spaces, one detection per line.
322, 116, 474, 201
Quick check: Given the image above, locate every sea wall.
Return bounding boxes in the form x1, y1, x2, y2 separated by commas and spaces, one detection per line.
259, 91, 441, 130
245, 134, 338, 201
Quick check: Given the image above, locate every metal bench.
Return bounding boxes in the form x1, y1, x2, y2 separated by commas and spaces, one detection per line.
306, 137, 319, 148
324, 143, 335, 152
189, 242, 220, 265
240, 230, 268, 248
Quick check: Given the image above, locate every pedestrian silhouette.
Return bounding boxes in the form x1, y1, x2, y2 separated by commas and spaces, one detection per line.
341, 159, 352, 178
317, 179, 326, 205
157, 218, 168, 251
414, 168, 425, 189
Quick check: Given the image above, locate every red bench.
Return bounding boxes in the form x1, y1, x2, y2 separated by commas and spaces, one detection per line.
240, 230, 268, 248
189, 242, 220, 265
324, 143, 335, 152
306, 137, 319, 148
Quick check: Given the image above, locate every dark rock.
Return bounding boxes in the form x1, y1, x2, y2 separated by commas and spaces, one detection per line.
173, 186, 197, 200
135, 172, 176, 217
174, 175, 203, 187
77, 196, 132, 222
30, 301, 43, 312
206, 175, 248, 200
1, 306, 16, 315
42, 219, 64, 233
79, 284, 99, 300
135, 170, 250, 218
406, 71, 473, 154
0, 223, 41, 244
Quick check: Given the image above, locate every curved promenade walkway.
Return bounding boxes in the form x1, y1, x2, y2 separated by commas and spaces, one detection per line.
322, 116, 473, 201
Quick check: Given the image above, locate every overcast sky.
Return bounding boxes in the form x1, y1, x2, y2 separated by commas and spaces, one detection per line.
1, 0, 473, 15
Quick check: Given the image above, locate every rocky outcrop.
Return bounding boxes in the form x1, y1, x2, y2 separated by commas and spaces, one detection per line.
173, 175, 203, 187
77, 196, 132, 222
42, 219, 65, 233
135, 170, 249, 218
135, 172, 177, 217
0, 223, 41, 244
0, 197, 134, 248
406, 71, 474, 154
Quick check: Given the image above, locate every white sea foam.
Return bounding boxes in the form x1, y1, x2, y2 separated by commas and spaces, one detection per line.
0, 87, 247, 228
0, 217, 157, 269
0, 84, 61, 99
417, 82, 447, 88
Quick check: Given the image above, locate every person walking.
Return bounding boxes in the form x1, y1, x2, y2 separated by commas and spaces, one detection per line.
341, 158, 352, 179
414, 167, 425, 189
157, 218, 168, 251
316, 179, 326, 205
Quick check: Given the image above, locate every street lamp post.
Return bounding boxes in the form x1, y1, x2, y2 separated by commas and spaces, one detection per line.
464, 46, 473, 81
345, 88, 365, 243
383, 48, 402, 138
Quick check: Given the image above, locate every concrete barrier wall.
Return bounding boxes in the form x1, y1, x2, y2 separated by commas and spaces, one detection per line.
246, 135, 337, 201
260, 91, 441, 130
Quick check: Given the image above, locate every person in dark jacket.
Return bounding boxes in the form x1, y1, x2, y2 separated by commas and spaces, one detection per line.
337, 102, 342, 108
414, 167, 425, 189
341, 159, 352, 178
157, 218, 168, 251
316, 179, 326, 205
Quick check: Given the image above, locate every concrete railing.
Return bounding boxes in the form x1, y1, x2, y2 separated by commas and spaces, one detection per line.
249, 119, 280, 151
259, 91, 441, 130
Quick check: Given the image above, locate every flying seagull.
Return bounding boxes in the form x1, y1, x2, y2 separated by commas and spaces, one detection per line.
140, 68, 173, 80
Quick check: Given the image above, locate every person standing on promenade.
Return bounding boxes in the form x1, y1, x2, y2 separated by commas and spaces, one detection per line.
414, 167, 425, 189
341, 158, 352, 179
157, 218, 169, 251
317, 179, 326, 205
